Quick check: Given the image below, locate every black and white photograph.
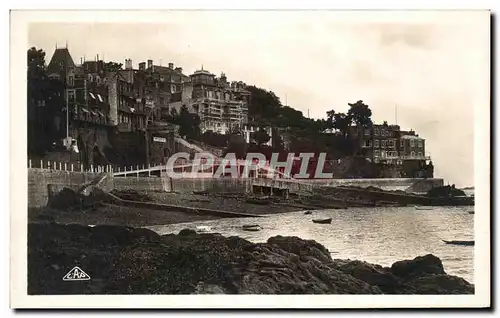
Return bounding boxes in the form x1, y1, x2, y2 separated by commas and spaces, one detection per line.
10, 9, 490, 308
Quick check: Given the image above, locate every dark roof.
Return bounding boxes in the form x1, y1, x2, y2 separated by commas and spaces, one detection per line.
152, 65, 189, 80
191, 69, 214, 76
47, 48, 76, 74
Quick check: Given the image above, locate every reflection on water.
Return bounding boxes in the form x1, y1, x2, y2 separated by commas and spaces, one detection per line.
147, 206, 474, 283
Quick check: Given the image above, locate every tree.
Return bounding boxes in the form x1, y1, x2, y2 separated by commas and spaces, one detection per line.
27, 47, 58, 156
223, 133, 247, 159
104, 62, 123, 72
347, 100, 372, 128
176, 105, 201, 140
332, 113, 351, 136
251, 128, 271, 146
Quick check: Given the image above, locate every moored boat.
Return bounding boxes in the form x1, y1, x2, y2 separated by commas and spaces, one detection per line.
242, 225, 261, 232
442, 240, 474, 246
312, 218, 332, 224
415, 206, 433, 210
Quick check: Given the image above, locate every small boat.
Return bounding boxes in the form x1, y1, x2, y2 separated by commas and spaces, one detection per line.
415, 206, 433, 210
242, 225, 261, 232
242, 224, 260, 229
442, 240, 474, 246
312, 218, 332, 224
304, 211, 312, 215
193, 190, 208, 195
468, 211, 475, 214
242, 227, 260, 232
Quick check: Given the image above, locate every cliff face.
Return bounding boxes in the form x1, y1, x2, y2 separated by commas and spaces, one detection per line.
28, 223, 474, 295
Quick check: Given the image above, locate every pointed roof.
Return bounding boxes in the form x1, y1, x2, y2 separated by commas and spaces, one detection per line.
47, 48, 76, 74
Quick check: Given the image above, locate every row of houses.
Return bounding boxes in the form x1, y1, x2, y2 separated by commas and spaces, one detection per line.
45, 47, 251, 138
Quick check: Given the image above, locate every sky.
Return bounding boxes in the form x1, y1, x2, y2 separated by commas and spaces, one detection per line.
27, 11, 490, 187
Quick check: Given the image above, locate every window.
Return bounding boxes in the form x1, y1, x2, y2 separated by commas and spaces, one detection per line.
368, 140, 373, 147
410, 139, 415, 147
411, 151, 416, 157
374, 150, 380, 157
400, 139, 404, 147
364, 129, 370, 136
171, 85, 177, 93
67, 90, 75, 102
68, 76, 74, 86
374, 139, 380, 148
418, 140, 423, 148
418, 152, 423, 157
381, 140, 386, 148
374, 128, 379, 136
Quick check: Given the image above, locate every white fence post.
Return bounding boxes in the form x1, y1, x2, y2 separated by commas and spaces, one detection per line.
64, 163, 67, 171
40, 160, 43, 169
148, 164, 151, 177
28, 159, 32, 169
59, 162, 62, 170
90, 164, 94, 173
71, 164, 74, 172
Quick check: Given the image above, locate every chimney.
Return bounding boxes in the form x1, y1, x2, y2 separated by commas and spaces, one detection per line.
147, 59, 153, 69
125, 59, 133, 70
168, 62, 174, 69
175, 67, 183, 73
139, 62, 146, 71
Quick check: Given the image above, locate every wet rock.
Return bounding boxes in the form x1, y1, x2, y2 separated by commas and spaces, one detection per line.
27, 223, 473, 295
178, 229, 197, 236
391, 254, 445, 279
267, 236, 332, 264
402, 274, 474, 294
47, 188, 83, 210
332, 260, 402, 293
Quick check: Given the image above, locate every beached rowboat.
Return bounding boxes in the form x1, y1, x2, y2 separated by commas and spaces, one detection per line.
312, 218, 332, 224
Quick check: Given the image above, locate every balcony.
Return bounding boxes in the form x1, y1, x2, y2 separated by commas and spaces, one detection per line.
376, 154, 430, 161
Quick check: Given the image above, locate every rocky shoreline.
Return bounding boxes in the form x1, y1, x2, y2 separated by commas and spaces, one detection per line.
28, 222, 474, 295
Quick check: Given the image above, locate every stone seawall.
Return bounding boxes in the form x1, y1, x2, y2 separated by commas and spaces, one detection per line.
28, 169, 252, 208
28, 169, 164, 208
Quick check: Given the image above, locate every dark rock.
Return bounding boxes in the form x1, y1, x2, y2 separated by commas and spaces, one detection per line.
427, 185, 466, 198
267, 236, 332, 264
403, 274, 474, 294
178, 229, 197, 236
391, 254, 445, 279
27, 223, 473, 295
47, 187, 83, 210
332, 259, 402, 293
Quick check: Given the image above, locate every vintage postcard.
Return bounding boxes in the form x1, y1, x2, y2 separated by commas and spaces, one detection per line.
10, 10, 490, 308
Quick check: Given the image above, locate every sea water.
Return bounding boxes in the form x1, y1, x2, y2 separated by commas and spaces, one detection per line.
148, 206, 474, 283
